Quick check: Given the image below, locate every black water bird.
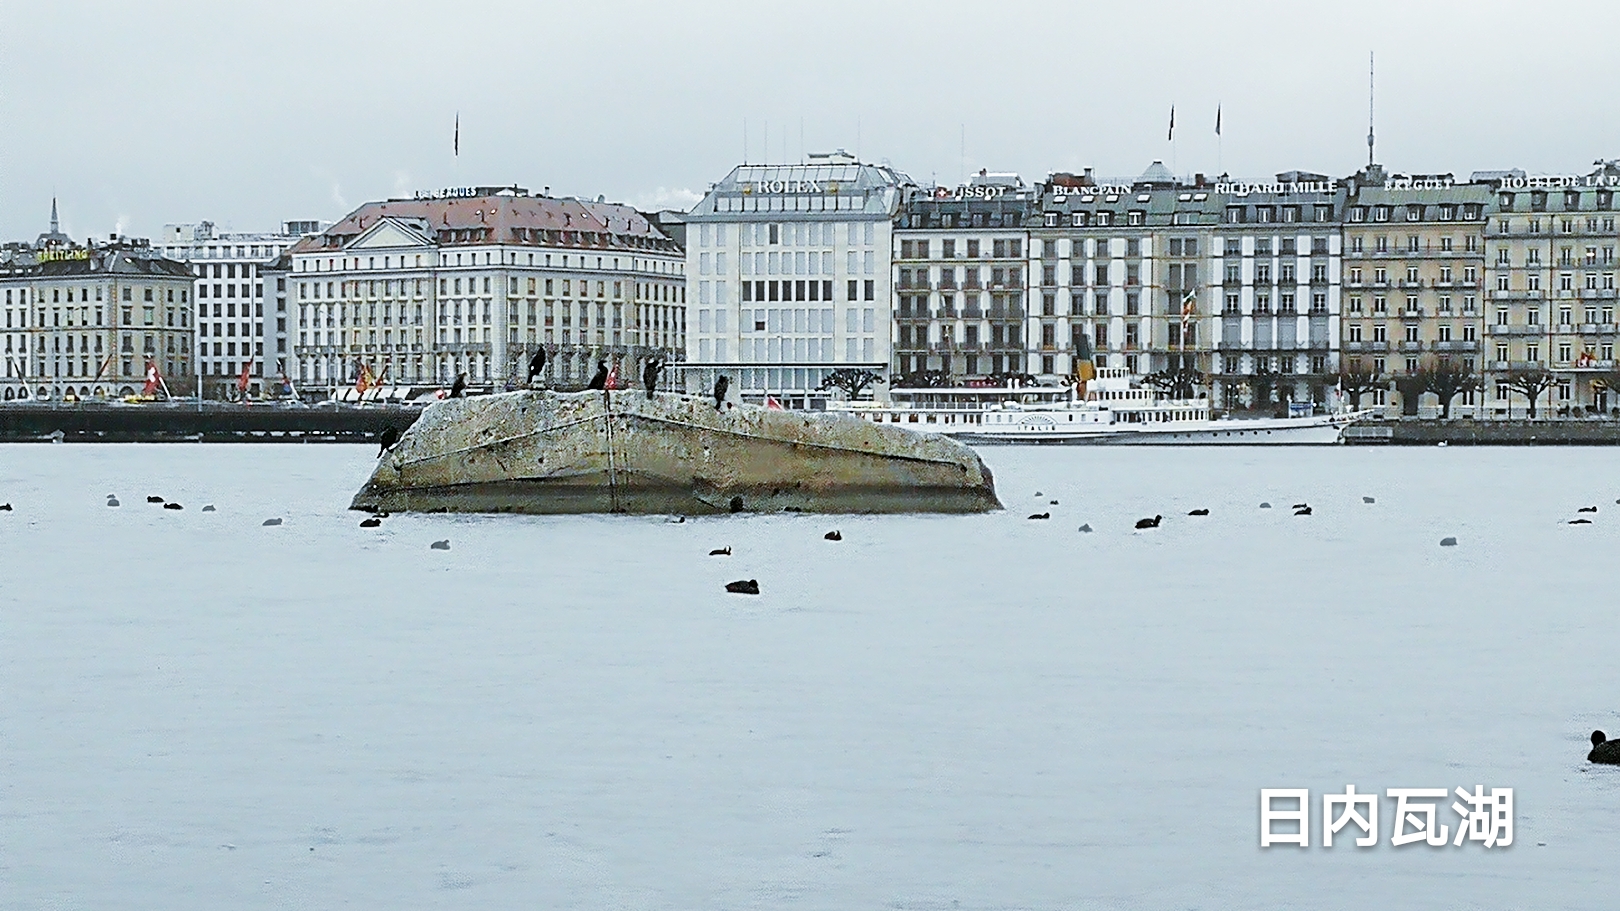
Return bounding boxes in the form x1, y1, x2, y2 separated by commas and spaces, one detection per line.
163, 502, 183, 510
713, 375, 730, 410
527, 349, 547, 385
1077, 523, 1093, 533
1440, 536, 1458, 546
450, 373, 467, 398
725, 579, 760, 595
1028, 512, 1050, 520
1292, 503, 1309, 510
1363, 496, 1376, 504
0, 503, 11, 511
1188, 508, 1209, 516
107, 498, 120, 507
1259, 502, 1272, 509
377, 425, 400, 456
1579, 505, 1599, 513
709, 546, 731, 556
1135, 515, 1162, 529
1590, 731, 1620, 764
262, 518, 283, 526
1049, 499, 1059, 505
360, 517, 381, 528
824, 530, 842, 540
1570, 518, 1593, 525
728, 495, 744, 513
1294, 506, 1312, 516
587, 362, 609, 390
202, 505, 215, 512
147, 496, 164, 503
643, 358, 663, 399
430, 539, 451, 550
1035, 491, 1044, 497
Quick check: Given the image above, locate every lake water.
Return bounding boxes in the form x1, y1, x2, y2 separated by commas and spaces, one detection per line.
4, 443, 1619, 909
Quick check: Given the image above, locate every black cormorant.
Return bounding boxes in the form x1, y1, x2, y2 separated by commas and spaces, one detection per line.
713, 375, 730, 410
527, 349, 547, 385
450, 373, 467, 398
1134, 515, 1162, 529
377, 425, 400, 456
587, 361, 609, 390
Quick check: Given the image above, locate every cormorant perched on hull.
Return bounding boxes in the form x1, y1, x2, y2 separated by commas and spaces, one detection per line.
450, 373, 467, 398
527, 349, 547, 385
643, 358, 663, 399
377, 425, 400, 457
587, 361, 609, 390
712, 375, 729, 410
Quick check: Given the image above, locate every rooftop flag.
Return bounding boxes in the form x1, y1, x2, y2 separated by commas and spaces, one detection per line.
1167, 105, 1175, 141
1216, 104, 1222, 136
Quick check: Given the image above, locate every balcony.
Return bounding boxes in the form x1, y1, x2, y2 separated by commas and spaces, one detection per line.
1488, 324, 1543, 336
1432, 340, 1480, 352
1400, 307, 1426, 319
1398, 340, 1426, 353
1342, 341, 1390, 353
1399, 280, 1425, 289
1577, 323, 1620, 335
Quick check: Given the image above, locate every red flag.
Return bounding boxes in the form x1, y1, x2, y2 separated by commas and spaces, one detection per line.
605, 364, 621, 389
355, 363, 375, 394
766, 395, 783, 410
238, 361, 252, 394
142, 360, 160, 395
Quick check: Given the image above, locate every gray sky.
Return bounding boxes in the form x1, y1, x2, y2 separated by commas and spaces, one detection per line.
2, 0, 1614, 242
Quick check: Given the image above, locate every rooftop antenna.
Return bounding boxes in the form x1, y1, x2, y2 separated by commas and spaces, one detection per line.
960, 123, 965, 186
743, 118, 748, 164
1367, 51, 1376, 167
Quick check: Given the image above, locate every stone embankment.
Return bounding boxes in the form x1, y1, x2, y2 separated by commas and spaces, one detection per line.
352, 390, 1002, 515
0, 403, 419, 442
1345, 418, 1620, 445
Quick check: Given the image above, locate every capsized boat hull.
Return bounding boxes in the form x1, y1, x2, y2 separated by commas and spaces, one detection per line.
351, 390, 1001, 515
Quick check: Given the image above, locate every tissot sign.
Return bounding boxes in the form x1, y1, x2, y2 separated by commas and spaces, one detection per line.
932, 185, 1012, 200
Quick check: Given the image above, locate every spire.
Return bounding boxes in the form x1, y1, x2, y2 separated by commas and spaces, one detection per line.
50, 197, 59, 234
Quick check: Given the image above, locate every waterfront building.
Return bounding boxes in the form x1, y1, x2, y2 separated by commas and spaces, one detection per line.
891, 172, 1036, 380
160, 220, 322, 398
1029, 163, 1226, 386
285, 186, 684, 394
1205, 171, 1345, 409
682, 151, 910, 406
0, 204, 195, 401
1340, 165, 1490, 416
1482, 162, 1620, 415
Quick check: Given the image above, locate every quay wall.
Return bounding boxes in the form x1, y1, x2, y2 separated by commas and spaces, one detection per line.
0, 404, 422, 443
1345, 419, 1620, 445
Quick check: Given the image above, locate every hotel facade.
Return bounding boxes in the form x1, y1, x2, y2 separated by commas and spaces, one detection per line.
285, 186, 684, 395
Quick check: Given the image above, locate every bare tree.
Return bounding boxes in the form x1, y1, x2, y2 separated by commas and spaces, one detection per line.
1142, 364, 1203, 400
1392, 373, 1426, 416
891, 369, 953, 389
1503, 366, 1555, 419
817, 368, 884, 400
1336, 364, 1384, 409
1420, 360, 1480, 419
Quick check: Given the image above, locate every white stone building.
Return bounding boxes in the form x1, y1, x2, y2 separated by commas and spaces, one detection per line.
286, 186, 684, 395
160, 221, 324, 398
682, 151, 911, 406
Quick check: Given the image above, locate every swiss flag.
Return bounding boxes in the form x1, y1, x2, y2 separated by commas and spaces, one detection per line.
766, 395, 783, 410
238, 361, 252, 394
142, 361, 161, 395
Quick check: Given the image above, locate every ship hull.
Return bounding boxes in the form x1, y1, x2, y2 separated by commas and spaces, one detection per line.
351, 390, 1001, 515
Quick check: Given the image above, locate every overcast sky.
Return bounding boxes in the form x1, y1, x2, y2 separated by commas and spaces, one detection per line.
2, 0, 1615, 242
